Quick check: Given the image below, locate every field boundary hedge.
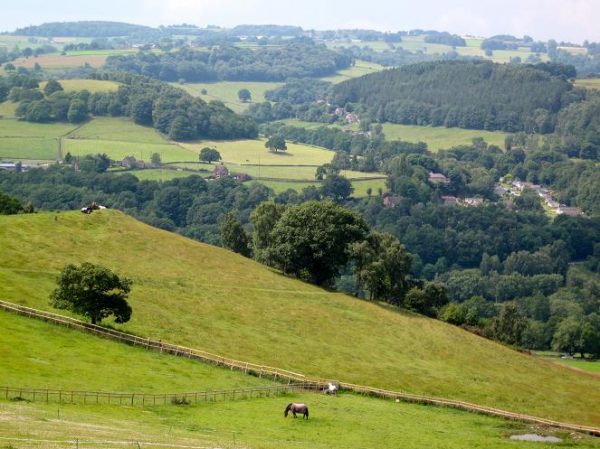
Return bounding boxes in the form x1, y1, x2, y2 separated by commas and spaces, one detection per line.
1, 299, 598, 436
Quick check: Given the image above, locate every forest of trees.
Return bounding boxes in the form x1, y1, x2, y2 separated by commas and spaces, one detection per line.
13, 21, 159, 38
330, 60, 583, 133
102, 41, 353, 82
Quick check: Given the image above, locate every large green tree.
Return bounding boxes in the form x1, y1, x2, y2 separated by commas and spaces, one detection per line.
221, 212, 251, 257
49, 262, 132, 325
199, 147, 222, 164
265, 135, 287, 152
269, 200, 369, 286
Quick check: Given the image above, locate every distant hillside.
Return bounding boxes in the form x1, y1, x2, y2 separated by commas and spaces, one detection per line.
330, 60, 579, 133
1, 210, 599, 426
13, 21, 157, 37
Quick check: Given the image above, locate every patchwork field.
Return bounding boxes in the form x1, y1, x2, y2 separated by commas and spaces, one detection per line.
326, 36, 542, 63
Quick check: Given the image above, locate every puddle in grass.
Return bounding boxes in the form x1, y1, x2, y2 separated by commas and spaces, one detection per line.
510, 434, 563, 443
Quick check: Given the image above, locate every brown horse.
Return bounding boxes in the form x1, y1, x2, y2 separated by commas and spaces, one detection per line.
284, 403, 309, 419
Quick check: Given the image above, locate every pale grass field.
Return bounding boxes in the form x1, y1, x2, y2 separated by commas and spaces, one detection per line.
177, 81, 284, 113
180, 138, 335, 166
39, 79, 120, 93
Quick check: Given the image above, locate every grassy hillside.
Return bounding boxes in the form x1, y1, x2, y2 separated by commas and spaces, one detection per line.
0, 311, 274, 392
0, 210, 599, 426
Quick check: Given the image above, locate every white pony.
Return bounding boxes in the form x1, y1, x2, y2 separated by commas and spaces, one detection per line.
324, 382, 338, 395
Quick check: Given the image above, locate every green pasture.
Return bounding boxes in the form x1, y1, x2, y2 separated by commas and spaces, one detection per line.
11, 53, 109, 72
181, 138, 335, 166
0, 311, 275, 392
69, 117, 168, 144
321, 60, 385, 83
0, 115, 78, 160
381, 123, 508, 151
557, 359, 600, 373
62, 139, 192, 163
0, 137, 58, 160
2, 392, 595, 449
39, 79, 120, 93
224, 164, 383, 181
272, 120, 508, 152
1, 210, 599, 426
254, 177, 387, 197
177, 81, 284, 113
62, 117, 196, 162
119, 167, 210, 182
0, 100, 17, 118
575, 78, 600, 90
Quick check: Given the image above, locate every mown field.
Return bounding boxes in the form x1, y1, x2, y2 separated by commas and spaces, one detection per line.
321, 60, 384, 83
381, 123, 508, 151
575, 78, 600, 90
39, 79, 120, 93
1, 210, 599, 427
0, 104, 79, 160
177, 81, 284, 113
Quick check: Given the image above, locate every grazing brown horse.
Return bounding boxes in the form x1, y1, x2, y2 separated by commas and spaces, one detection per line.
284, 403, 309, 419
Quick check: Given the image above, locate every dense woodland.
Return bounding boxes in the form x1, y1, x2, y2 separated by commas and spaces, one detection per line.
102, 42, 353, 82
330, 61, 580, 132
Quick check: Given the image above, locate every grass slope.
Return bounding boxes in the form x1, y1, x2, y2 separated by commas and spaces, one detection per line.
0, 210, 599, 426
0, 311, 275, 392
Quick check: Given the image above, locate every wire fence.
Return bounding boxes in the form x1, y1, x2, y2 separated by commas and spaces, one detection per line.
0, 384, 305, 406
1, 299, 599, 437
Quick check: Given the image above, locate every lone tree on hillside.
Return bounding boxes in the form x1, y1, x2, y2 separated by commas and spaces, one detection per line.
269, 200, 369, 286
238, 88, 252, 102
265, 135, 287, 152
50, 262, 132, 325
199, 147, 222, 164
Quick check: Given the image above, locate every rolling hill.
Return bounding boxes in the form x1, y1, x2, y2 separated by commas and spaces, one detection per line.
1, 209, 599, 427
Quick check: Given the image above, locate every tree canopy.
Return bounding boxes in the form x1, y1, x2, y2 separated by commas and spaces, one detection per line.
268, 200, 369, 286
49, 262, 133, 325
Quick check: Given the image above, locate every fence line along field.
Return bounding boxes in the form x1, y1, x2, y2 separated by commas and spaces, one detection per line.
7, 392, 594, 449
